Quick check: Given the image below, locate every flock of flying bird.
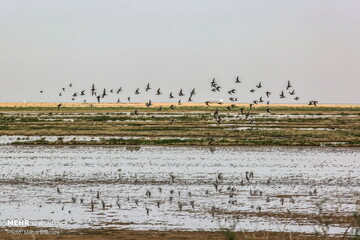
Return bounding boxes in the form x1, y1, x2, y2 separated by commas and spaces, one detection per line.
40, 77, 318, 124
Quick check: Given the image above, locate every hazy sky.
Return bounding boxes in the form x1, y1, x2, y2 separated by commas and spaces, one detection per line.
0, 0, 359, 103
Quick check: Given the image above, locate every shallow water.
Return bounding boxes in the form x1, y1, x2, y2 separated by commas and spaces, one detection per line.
0, 145, 359, 234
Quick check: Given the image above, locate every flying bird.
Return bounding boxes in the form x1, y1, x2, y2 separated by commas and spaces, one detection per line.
228, 89, 236, 95
102, 89, 107, 98
91, 84, 96, 96
286, 80, 292, 90
116, 87, 122, 94
280, 91, 286, 98
309, 100, 318, 106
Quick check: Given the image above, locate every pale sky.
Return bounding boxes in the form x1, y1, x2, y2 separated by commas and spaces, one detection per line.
0, 0, 359, 104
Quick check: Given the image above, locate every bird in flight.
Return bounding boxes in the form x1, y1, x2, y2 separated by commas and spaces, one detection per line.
286, 80, 292, 90
228, 89, 236, 95
235, 76, 241, 83
280, 91, 286, 98
91, 84, 96, 96
146, 99, 152, 107
156, 88, 162, 95
256, 82, 262, 88
101, 89, 107, 98
309, 100, 318, 106
146, 83, 151, 91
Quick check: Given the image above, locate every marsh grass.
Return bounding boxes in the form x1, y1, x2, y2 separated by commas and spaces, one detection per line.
1, 106, 359, 147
